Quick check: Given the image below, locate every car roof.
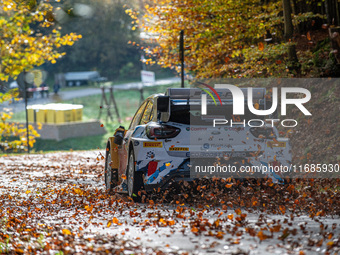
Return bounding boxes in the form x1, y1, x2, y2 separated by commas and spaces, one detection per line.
145, 87, 266, 102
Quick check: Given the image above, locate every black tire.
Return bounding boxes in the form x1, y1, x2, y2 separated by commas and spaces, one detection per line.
105, 146, 118, 193
127, 150, 144, 202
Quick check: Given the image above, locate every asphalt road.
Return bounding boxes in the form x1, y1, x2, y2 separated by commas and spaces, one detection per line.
1, 77, 180, 113
1, 151, 339, 254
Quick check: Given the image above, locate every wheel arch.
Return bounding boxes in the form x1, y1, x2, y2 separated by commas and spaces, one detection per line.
128, 141, 134, 154
106, 139, 111, 150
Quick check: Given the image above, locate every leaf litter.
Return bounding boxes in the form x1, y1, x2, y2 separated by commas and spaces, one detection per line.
0, 151, 339, 254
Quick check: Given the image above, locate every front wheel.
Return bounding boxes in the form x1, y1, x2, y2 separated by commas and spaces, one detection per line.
105, 147, 118, 193
127, 151, 143, 202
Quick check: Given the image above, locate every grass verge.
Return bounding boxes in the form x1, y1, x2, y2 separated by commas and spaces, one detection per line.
9, 82, 182, 152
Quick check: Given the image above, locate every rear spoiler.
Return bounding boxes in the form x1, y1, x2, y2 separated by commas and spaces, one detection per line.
165, 87, 266, 101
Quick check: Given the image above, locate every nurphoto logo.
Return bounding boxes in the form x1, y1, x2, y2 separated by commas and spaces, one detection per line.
200, 84, 312, 128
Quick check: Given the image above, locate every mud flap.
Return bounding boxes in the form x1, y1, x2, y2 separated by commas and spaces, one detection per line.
108, 126, 126, 184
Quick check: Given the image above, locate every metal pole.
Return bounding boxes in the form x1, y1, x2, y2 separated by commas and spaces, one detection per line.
24, 72, 30, 153
141, 54, 147, 71
180, 30, 184, 88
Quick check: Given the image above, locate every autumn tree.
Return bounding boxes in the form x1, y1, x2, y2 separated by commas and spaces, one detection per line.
0, 90, 41, 151
0, 0, 81, 81
0, 0, 81, 151
130, 0, 325, 78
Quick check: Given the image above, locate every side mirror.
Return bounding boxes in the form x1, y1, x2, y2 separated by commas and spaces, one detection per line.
157, 96, 170, 112
113, 126, 125, 145
157, 96, 170, 123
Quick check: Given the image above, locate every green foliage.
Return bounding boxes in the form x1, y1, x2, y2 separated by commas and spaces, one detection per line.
119, 62, 137, 79
296, 38, 340, 77
48, 0, 141, 80
37, 234, 45, 249
0, 238, 10, 253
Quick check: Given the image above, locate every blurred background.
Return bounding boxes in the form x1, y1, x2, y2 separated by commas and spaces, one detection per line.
0, 0, 180, 153
0, 0, 339, 157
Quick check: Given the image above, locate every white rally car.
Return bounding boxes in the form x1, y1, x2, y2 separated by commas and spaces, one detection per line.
104, 88, 292, 200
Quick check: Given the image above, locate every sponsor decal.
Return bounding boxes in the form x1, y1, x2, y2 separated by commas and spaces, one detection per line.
209, 144, 233, 149
190, 127, 208, 131
201, 115, 225, 121
143, 142, 163, 148
211, 131, 221, 135
224, 127, 245, 131
169, 147, 189, 151
190, 151, 264, 158
146, 151, 155, 159
267, 141, 286, 148
203, 143, 210, 149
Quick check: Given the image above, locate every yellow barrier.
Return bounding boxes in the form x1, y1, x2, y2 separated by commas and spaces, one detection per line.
27, 104, 84, 124
46, 109, 55, 124
36, 109, 46, 123
72, 105, 83, 122
27, 108, 35, 122
55, 109, 73, 123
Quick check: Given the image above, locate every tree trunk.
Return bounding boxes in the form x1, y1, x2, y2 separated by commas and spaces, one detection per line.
282, 0, 294, 40
329, 27, 340, 64
291, 0, 300, 33
288, 44, 298, 62
282, 0, 300, 74
325, 0, 340, 26
324, 0, 332, 25
291, 0, 297, 15
335, 0, 340, 26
